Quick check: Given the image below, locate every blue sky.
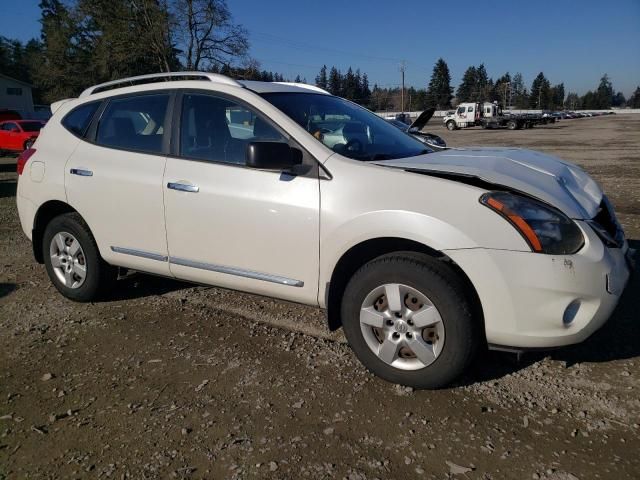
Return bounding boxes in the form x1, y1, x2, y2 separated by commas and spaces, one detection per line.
1, 0, 639, 96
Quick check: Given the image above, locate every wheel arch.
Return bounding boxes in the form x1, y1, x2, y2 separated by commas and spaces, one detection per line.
324, 237, 485, 336
32, 200, 79, 263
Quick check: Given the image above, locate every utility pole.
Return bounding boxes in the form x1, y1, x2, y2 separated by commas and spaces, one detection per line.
399, 61, 406, 113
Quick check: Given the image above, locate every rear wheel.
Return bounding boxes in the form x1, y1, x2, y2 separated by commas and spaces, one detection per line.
24, 138, 35, 150
341, 253, 479, 389
43, 213, 117, 302
507, 120, 517, 130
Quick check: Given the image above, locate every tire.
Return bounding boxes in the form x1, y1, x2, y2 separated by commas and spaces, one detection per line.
24, 138, 35, 150
43, 213, 117, 302
506, 120, 517, 130
340, 252, 479, 389
446, 120, 456, 131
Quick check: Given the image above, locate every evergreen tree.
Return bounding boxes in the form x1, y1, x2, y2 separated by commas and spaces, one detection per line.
456, 66, 477, 102
343, 67, 356, 99
596, 74, 613, 108
511, 72, 529, 108
550, 83, 565, 109
474, 63, 490, 101
294, 74, 302, 83
315, 65, 328, 90
612, 91, 626, 107
360, 72, 371, 106
424, 58, 453, 109
529, 72, 552, 109
493, 72, 511, 105
629, 86, 640, 108
328, 66, 341, 96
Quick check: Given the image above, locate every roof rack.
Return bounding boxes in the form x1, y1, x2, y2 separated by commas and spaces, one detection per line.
79, 71, 242, 98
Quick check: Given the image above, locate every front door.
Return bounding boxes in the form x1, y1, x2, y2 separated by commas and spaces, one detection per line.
163, 91, 320, 304
65, 92, 172, 276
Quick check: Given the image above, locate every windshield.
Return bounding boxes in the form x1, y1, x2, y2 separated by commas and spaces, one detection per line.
19, 121, 44, 132
260, 92, 430, 161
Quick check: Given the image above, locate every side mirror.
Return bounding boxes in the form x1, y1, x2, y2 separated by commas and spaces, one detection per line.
246, 142, 303, 172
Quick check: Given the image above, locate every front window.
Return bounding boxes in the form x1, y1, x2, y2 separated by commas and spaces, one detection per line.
260, 93, 429, 161
180, 93, 286, 165
19, 121, 44, 132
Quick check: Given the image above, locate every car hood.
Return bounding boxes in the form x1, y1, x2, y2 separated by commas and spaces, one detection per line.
408, 108, 435, 131
373, 147, 602, 219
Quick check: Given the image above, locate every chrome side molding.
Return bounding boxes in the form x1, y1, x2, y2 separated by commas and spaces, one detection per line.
109, 247, 304, 287
170, 256, 304, 287
110, 246, 168, 262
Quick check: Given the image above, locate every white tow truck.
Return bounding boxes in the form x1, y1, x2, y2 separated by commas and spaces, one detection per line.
443, 102, 554, 131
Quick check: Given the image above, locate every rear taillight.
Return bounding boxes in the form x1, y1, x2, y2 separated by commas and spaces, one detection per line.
17, 148, 36, 175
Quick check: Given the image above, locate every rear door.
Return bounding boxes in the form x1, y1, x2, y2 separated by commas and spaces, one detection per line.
65, 91, 173, 276
162, 90, 320, 304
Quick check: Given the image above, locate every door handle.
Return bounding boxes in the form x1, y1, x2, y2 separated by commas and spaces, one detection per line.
70, 168, 93, 177
167, 182, 199, 193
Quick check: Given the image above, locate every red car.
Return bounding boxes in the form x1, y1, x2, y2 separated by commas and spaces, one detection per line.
0, 120, 45, 153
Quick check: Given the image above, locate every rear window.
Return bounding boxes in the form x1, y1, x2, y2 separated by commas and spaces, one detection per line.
62, 102, 100, 137
95, 94, 169, 155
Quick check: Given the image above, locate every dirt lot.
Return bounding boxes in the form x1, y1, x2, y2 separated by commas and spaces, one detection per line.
1, 115, 639, 479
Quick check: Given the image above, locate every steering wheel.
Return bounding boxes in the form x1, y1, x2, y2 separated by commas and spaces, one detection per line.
344, 138, 363, 152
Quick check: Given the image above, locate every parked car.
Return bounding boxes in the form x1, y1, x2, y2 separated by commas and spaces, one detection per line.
16, 72, 633, 389
0, 120, 45, 153
386, 108, 447, 151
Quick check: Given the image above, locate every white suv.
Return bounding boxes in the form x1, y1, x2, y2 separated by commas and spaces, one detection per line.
16, 72, 633, 388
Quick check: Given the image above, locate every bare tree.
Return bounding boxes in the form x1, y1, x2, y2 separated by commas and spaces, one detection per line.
172, 0, 249, 71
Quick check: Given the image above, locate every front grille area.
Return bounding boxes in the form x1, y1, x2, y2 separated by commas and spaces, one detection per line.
589, 196, 624, 247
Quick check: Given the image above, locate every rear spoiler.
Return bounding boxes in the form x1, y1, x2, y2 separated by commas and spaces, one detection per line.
50, 98, 74, 114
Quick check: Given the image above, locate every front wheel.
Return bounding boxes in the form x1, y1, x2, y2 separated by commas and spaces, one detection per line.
506, 120, 517, 130
43, 213, 117, 302
446, 120, 457, 131
341, 253, 479, 389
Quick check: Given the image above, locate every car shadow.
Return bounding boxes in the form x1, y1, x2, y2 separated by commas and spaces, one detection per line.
459, 238, 640, 386
0, 283, 17, 299
105, 273, 193, 301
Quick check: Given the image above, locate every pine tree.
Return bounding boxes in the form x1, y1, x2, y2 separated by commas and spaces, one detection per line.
456, 66, 477, 102
328, 66, 341, 96
294, 74, 302, 83
315, 65, 328, 90
629, 86, 640, 108
343, 67, 356, 99
596, 74, 613, 108
511, 73, 529, 108
424, 58, 453, 109
474, 63, 490, 101
529, 72, 552, 109
550, 83, 565, 109
361, 73, 371, 106
493, 72, 511, 105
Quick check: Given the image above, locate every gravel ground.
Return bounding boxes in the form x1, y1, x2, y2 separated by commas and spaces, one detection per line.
1, 114, 639, 479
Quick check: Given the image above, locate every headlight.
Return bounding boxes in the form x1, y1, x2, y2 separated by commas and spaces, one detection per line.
480, 191, 584, 254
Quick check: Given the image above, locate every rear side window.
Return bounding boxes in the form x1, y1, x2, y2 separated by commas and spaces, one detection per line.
62, 102, 100, 137
96, 94, 169, 154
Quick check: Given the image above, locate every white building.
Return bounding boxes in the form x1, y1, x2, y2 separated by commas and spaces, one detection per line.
0, 73, 34, 113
